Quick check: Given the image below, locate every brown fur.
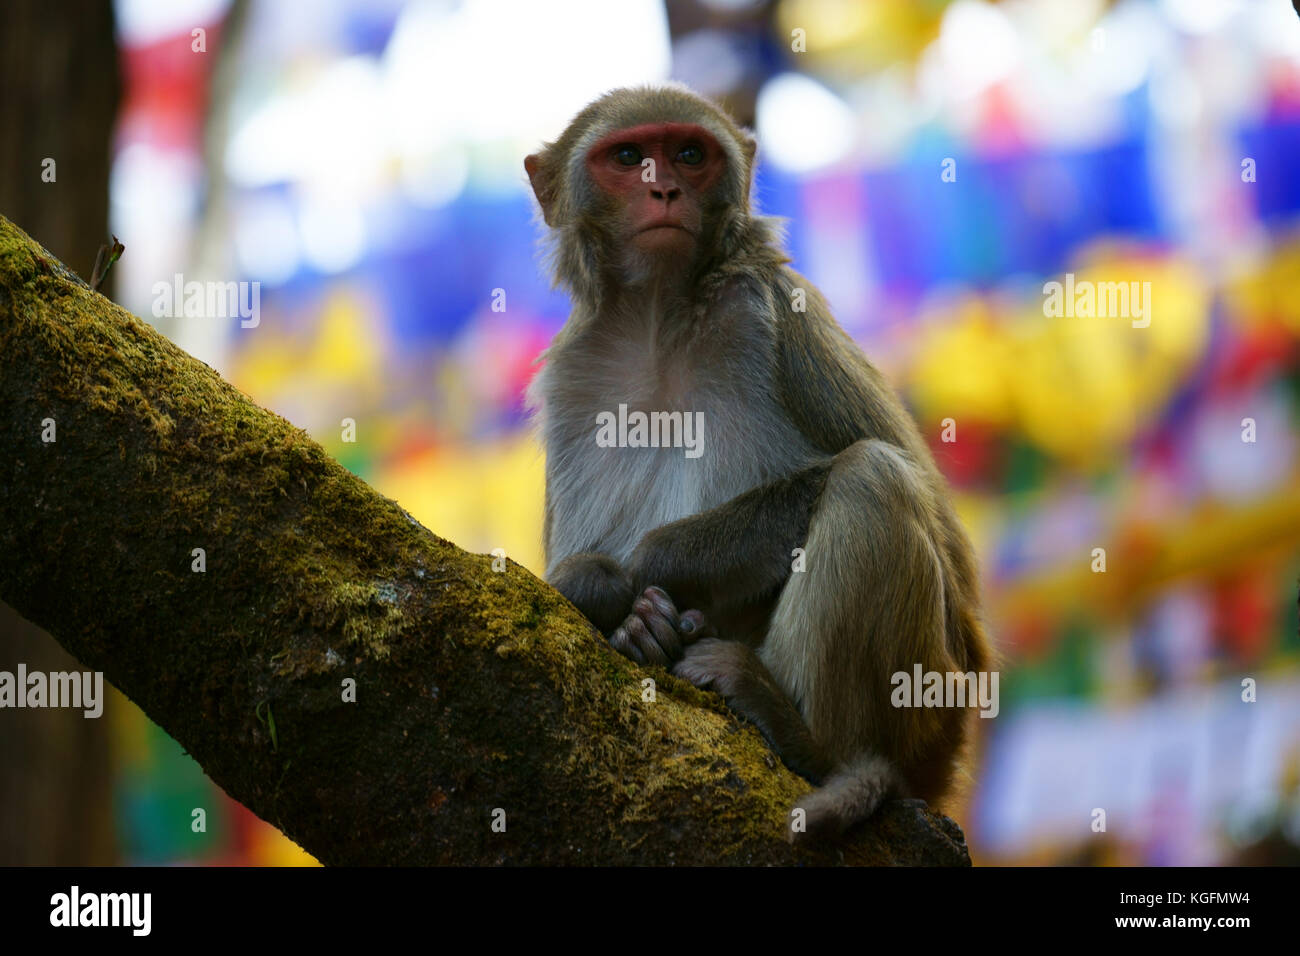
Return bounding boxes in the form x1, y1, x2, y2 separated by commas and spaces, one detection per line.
526, 85, 994, 842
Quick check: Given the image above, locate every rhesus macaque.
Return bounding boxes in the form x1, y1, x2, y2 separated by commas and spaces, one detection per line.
524, 85, 992, 842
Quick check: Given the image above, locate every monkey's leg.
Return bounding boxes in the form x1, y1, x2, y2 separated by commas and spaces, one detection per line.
673, 440, 959, 838
761, 439, 959, 840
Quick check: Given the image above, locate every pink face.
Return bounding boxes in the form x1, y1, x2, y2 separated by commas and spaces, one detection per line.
584, 122, 726, 254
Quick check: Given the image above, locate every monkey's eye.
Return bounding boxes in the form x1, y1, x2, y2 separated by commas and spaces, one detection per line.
677, 145, 704, 165
613, 145, 643, 166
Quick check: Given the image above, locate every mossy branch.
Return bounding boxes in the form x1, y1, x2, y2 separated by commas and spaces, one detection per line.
0, 215, 970, 865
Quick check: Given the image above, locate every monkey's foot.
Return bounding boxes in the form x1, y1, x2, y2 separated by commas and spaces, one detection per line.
670, 637, 752, 697
608, 586, 712, 667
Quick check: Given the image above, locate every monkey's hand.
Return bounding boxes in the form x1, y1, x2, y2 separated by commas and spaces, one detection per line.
609, 586, 714, 667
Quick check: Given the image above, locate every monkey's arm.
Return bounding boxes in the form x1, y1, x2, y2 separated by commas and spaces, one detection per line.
623, 276, 906, 614
625, 460, 831, 613
549, 462, 829, 663
625, 272, 926, 612
616, 282, 903, 626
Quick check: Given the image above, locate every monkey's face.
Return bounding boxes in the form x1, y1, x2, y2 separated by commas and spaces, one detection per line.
583, 122, 727, 268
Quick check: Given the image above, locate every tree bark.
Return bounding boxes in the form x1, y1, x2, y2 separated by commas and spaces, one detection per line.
0, 215, 971, 865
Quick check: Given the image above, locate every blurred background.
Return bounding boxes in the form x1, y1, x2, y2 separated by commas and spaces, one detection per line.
1, 0, 1298, 866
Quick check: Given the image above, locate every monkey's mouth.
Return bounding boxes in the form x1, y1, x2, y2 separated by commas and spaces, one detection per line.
638, 223, 693, 235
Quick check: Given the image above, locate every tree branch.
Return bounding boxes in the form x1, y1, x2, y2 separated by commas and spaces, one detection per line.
0, 215, 970, 865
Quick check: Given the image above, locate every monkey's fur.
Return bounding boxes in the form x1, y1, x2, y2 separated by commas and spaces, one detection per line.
525, 85, 993, 843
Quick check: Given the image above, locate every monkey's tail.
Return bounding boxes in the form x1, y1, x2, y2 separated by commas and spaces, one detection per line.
792, 753, 900, 843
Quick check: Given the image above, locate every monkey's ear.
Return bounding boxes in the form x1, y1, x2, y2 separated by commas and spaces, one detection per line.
524, 154, 558, 226
739, 134, 758, 206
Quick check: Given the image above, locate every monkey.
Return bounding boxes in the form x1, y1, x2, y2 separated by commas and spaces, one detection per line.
523, 84, 993, 843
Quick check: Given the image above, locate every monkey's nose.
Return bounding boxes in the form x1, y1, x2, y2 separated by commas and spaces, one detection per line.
650, 186, 682, 203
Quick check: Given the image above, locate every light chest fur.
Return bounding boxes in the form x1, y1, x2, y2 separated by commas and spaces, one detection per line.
529, 301, 820, 575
